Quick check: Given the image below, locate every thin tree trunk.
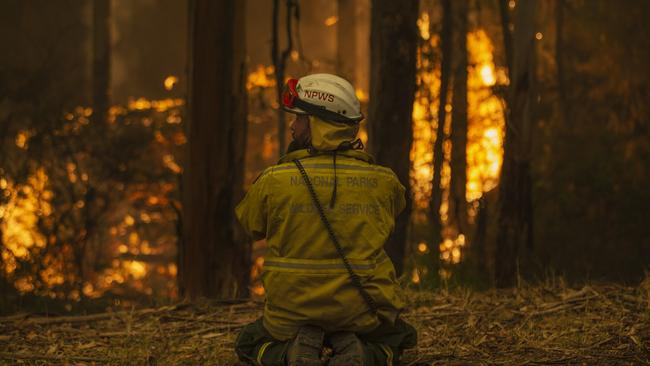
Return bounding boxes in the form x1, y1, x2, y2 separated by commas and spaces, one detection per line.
430, 0, 452, 254
178, 0, 196, 296
0, 227, 6, 308
92, 0, 110, 125
449, 0, 469, 236
182, 0, 249, 299
495, 0, 537, 288
337, 0, 357, 85
368, 0, 419, 276
499, 0, 514, 73
556, 0, 568, 125
271, 0, 286, 157
271, 0, 296, 157
355, 0, 371, 95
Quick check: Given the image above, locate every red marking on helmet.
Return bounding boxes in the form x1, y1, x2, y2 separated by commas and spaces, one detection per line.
282, 79, 300, 108
304, 90, 334, 102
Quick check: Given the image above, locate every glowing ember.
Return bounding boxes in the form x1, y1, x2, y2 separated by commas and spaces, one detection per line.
480, 65, 496, 86
252, 284, 265, 296
247, 65, 275, 90
417, 13, 430, 41
163, 75, 179, 90
163, 154, 182, 173
355, 88, 369, 103
324, 15, 338, 27
127, 97, 184, 112
125, 260, 147, 279
411, 268, 420, 284
124, 215, 135, 226
15, 130, 29, 149
438, 234, 466, 264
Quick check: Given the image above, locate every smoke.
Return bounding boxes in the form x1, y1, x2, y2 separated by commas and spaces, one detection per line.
111, 0, 187, 103
247, 0, 340, 79
109, 0, 371, 103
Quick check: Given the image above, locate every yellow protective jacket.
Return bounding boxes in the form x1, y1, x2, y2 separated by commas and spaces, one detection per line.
235, 120, 407, 341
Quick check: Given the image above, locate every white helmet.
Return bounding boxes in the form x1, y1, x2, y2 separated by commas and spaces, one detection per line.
282, 73, 364, 123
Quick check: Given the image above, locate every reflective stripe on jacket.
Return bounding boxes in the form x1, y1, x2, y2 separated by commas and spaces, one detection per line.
235, 148, 406, 340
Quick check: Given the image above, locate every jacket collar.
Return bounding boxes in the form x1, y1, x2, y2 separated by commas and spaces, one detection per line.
278, 148, 375, 165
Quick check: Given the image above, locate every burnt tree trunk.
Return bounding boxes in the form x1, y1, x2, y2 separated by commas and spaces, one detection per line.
499, 0, 514, 74
271, 0, 286, 157
448, 0, 469, 237
181, 0, 249, 299
337, 0, 357, 85
556, 0, 569, 125
368, 0, 418, 276
92, 0, 110, 125
430, 0, 452, 253
177, 0, 195, 294
495, 0, 537, 288
0, 227, 6, 306
271, 0, 296, 157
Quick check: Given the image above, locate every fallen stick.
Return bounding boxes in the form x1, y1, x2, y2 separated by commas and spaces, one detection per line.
0, 352, 109, 363
3, 306, 177, 326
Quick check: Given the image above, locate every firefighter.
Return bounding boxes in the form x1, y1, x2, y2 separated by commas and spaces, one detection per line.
235, 73, 417, 365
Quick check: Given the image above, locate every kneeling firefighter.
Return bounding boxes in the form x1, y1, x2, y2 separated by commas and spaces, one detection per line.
235, 73, 417, 365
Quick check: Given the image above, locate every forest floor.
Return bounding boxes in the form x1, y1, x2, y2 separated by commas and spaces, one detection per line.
1, 279, 649, 366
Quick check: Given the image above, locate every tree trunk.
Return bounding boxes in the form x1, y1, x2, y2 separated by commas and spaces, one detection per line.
556, 0, 569, 125
495, 0, 537, 288
448, 0, 469, 237
177, 0, 196, 295
0, 227, 6, 307
430, 0, 452, 253
272, 0, 296, 157
337, 0, 357, 85
92, 0, 110, 125
368, 0, 419, 276
181, 0, 249, 299
271, 0, 285, 157
499, 0, 514, 73
354, 0, 371, 95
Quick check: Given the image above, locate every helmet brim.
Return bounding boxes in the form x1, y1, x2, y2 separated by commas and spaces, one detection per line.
283, 105, 309, 115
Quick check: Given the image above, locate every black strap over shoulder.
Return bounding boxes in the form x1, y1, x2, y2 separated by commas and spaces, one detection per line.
292, 158, 378, 315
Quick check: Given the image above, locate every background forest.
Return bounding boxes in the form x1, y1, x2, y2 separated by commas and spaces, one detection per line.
1, 0, 649, 315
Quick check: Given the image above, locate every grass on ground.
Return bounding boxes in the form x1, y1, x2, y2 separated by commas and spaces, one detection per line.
1, 278, 649, 365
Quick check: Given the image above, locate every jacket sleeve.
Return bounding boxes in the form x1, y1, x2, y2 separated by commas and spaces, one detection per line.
393, 179, 407, 218
235, 173, 269, 241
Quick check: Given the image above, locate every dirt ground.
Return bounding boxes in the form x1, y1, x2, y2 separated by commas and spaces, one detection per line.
1, 279, 649, 365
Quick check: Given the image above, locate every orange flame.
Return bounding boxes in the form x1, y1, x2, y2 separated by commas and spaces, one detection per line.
411, 28, 506, 268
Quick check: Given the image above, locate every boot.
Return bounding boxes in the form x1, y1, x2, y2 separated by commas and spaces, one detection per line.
327, 331, 364, 366
286, 325, 325, 366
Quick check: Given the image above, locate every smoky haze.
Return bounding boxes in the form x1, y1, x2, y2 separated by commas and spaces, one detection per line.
0, 1, 89, 108
0, 0, 371, 106
111, 0, 187, 103
112, 0, 353, 103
